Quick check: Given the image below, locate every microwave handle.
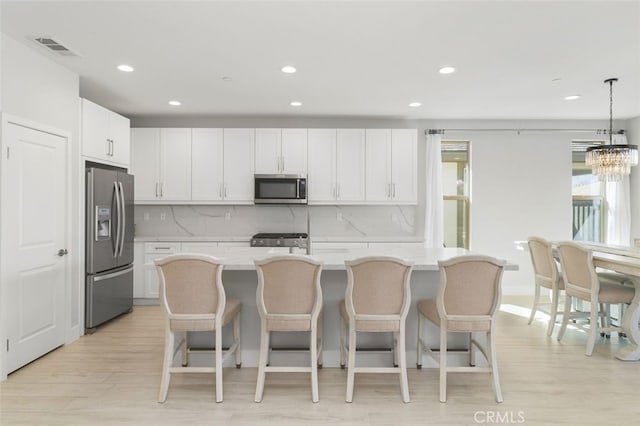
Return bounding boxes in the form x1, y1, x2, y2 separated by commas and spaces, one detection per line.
296, 179, 299, 199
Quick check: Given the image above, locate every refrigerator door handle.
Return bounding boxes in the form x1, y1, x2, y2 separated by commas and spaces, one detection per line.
93, 265, 134, 282
118, 181, 126, 257
113, 181, 122, 258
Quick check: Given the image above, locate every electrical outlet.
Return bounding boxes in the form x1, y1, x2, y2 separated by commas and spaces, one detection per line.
336, 212, 343, 222
143, 212, 150, 221
160, 212, 166, 221
391, 213, 399, 223
225, 211, 231, 221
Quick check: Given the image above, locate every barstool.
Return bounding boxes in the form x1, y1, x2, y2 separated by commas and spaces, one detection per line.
340, 256, 413, 403
254, 255, 323, 402
155, 254, 241, 403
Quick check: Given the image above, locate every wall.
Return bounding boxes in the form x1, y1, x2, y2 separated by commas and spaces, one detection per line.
131, 116, 617, 294
627, 116, 640, 245
0, 35, 81, 339
450, 130, 573, 294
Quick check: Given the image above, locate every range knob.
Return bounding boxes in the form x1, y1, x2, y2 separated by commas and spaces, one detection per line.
276, 239, 282, 246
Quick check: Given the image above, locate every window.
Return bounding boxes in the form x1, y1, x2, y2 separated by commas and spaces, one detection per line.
442, 141, 470, 248
572, 141, 606, 243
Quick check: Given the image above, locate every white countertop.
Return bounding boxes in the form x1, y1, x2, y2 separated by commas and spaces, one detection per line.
217, 247, 518, 272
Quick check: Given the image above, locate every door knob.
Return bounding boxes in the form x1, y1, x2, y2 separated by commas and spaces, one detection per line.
57, 249, 68, 257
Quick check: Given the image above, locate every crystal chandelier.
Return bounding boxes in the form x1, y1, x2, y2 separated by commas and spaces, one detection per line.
585, 78, 638, 182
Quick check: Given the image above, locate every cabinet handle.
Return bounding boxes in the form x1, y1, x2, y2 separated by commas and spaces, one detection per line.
110, 139, 115, 156
160, 183, 164, 197
281, 156, 285, 172
219, 184, 223, 199
106, 139, 110, 156
337, 184, 340, 199
393, 183, 396, 198
224, 184, 228, 198
155, 183, 159, 197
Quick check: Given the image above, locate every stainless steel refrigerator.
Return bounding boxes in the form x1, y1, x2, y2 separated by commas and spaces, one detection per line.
85, 166, 134, 331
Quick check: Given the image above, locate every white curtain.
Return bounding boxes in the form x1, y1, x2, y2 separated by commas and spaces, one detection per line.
605, 133, 632, 246
424, 133, 444, 247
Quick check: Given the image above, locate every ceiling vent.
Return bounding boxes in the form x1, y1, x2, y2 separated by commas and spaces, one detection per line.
33, 37, 80, 57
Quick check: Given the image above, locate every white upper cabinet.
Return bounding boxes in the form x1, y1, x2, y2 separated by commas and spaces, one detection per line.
308, 129, 365, 203
130, 128, 191, 202
365, 129, 393, 202
191, 128, 224, 201
130, 128, 160, 201
308, 129, 337, 202
133, 128, 253, 204
255, 128, 307, 174
222, 129, 255, 202
281, 128, 308, 174
365, 129, 417, 204
81, 98, 130, 167
160, 128, 192, 201
336, 129, 365, 202
255, 128, 281, 174
390, 129, 418, 203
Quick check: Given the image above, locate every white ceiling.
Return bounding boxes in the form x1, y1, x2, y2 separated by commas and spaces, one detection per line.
2, 1, 640, 120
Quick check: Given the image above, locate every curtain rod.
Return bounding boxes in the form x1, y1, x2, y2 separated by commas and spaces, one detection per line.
426, 128, 625, 135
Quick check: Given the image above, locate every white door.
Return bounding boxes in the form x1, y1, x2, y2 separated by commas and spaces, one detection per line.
281, 128, 308, 174
192, 128, 224, 201
2, 122, 67, 374
308, 129, 337, 202
337, 129, 365, 202
223, 128, 255, 201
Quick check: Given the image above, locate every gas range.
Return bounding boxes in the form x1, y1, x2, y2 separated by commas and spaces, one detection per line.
250, 232, 309, 249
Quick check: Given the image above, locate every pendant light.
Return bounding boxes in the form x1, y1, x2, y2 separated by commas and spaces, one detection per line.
585, 78, 638, 182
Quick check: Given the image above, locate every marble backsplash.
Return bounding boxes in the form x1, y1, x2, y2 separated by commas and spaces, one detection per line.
134, 205, 418, 240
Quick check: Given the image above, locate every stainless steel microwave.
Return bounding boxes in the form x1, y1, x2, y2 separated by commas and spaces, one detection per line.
254, 174, 307, 204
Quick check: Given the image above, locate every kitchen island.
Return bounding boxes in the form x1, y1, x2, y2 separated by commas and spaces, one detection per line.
182, 247, 518, 368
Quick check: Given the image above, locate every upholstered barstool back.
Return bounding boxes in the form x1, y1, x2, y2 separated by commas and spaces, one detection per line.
155, 254, 241, 403
258, 258, 320, 331
254, 255, 324, 403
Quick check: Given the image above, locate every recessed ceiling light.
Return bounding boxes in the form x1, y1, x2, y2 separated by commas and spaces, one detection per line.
221, 76, 232, 81
168, 100, 181, 106
439, 66, 456, 74
409, 102, 422, 107
281, 66, 297, 74
552, 78, 562, 82
290, 101, 302, 107
564, 95, 581, 101
117, 64, 134, 72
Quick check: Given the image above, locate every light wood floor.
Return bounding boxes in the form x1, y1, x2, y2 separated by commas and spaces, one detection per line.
2, 296, 640, 425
